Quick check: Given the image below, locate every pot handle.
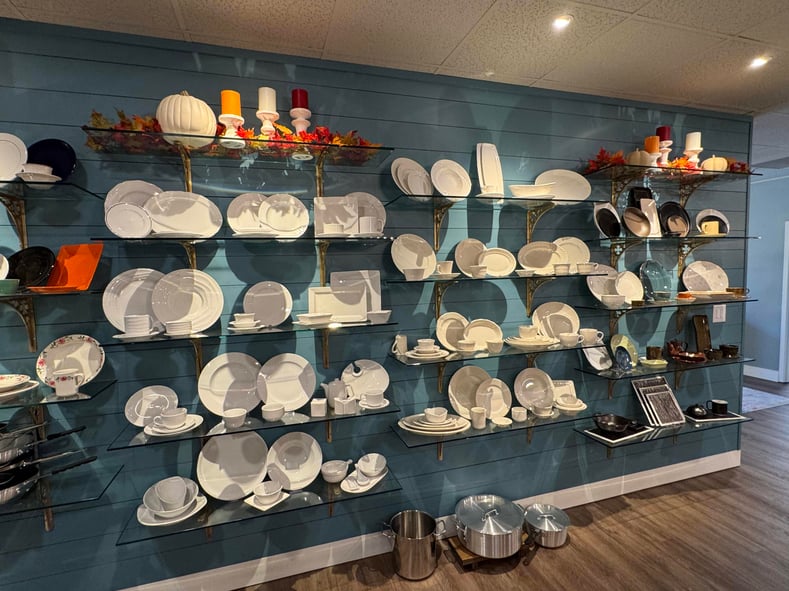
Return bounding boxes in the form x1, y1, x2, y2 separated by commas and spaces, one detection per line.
45, 425, 86, 441
434, 518, 446, 538
381, 522, 394, 540
482, 508, 499, 521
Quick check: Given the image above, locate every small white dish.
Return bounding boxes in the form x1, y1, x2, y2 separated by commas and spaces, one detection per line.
144, 414, 203, 436
359, 398, 390, 410
340, 468, 388, 494
243, 491, 290, 512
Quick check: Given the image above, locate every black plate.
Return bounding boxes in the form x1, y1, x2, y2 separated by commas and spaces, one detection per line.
627, 186, 653, 208
658, 201, 690, 237
7, 246, 56, 286
26, 139, 77, 181
595, 208, 621, 238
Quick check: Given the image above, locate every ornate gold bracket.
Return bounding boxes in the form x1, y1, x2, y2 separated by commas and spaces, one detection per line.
433, 280, 458, 321
609, 238, 643, 268
608, 381, 615, 400
677, 237, 714, 277
436, 362, 447, 394
176, 144, 193, 192
674, 368, 686, 389
0, 295, 36, 351
526, 353, 539, 368
678, 174, 717, 208
525, 202, 555, 243
315, 151, 327, 197
189, 338, 204, 375
0, 192, 28, 248
609, 171, 646, 205
326, 421, 332, 443
524, 277, 554, 317
432, 201, 454, 252
317, 240, 331, 287
178, 241, 197, 270
321, 328, 330, 369
436, 441, 443, 461
526, 426, 534, 445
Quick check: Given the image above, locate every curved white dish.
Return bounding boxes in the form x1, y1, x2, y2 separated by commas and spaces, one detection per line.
682, 261, 729, 291
198, 352, 261, 416
476, 143, 504, 196
257, 193, 309, 236
197, 432, 269, 501
0, 373, 29, 392
137, 495, 207, 527
455, 238, 486, 277
463, 319, 503, 351
150, 269, 224, 332
586, 264, 619, 303
105, 180, 162, 212
145, 191, 223, 238
513, 368, 555, 408
475, 378, 512, 418
105, 203, 152, 238
36, 334, 105, 387
227, 192, 267, 233
517, 241, 557, 270
448, 366, 491, 419
340, 468, 389, 494
257, 353, 316, 411
243, 281, 293, 327
615, 271, 644, 304
532, 302, 580, 338
478, 248, 516, 277
583, 346, 613, 370
102, 268, 165, 332
391, 233, 436, 279
266, 432, 322, 491
341, 359, 389, 397
0, 133, 26, 181
431, 159, 471, 200
695, 208, 730, 235
0, 381, 38, 402
436, 312, 468, 351
535, 169, 591, 203
124, 385, 179, 427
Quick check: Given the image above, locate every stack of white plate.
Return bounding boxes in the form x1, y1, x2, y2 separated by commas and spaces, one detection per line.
227, 192, 308, 237
398, 413, 471, 436
455, 238, 516, 277
504, 335, 559, 350
391, 157, 434, 202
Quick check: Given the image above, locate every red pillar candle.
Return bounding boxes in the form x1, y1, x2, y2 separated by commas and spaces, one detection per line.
291, 88, 309, 109
656, 126, 671, 141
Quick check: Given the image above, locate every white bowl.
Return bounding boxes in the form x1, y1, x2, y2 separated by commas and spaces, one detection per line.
469, 265, 487, 278
321, 460, 350, 483
509, 183, 555, 197
424, 407, 448, 423
601, 294, 627, 308
515, 269, 535, 277
357, 453, 387, 477
261, 403, 285, 422
143, 478, 198, 518
254, 480, 282, 503
403, 268, 423, 281
367, 310, 392, 324
298, 313, 332, 324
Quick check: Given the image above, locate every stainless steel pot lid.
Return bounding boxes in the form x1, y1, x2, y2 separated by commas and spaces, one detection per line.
455, 494, 524, 534
524, 503, 570, 531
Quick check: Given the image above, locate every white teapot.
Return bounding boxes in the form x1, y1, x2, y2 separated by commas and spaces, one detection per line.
320, 378, 351, 408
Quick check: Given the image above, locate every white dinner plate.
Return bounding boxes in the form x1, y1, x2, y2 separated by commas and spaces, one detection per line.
532, 302, 580, 338
504, 336, 559, 350
478, 248, 516, 277
476, 143, 504, 196
266, 432, 322, 491
0, 133, 27, 181
308, 286, 368, 322
257, 193, 309, 236
436, 312, 469, 351
124, 385, 179, 427
150, 269, 224, 332
455, 238, 486, 277
243, 281, 293, 327
105, 202, 152, 238
391, 234, 436, 279
615, 271, 644, 304
463, 319, 503, 351
517, 241, 557, 270
513, 368, 555, 408
404, 349, 450, 361
330, 270, 381, 313
198, 352, 261, 416
586, 264, 619, 303
448, 366, 491, 419
347, 192, 386, 234
137, 495, 207, 527
682, 261, 729, 291
105, 180, 162, 212
535, 169, 592, 203
475, 378, 512, 418
102, 268, 165, 333
36, 334, 105, 387
257, 353, 316, 411
695, 208, 730, 235
391, 157, 433, 201
144, 191, 223, 238
431, 159, 471, 201
552, 237, 590, 272
0, 253, 8, 279
226, 192, 268, 233
197, 432, 269, 501
341, 359, 389, 397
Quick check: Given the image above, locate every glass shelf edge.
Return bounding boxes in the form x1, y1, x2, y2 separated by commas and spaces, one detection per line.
575, 356, 755, 380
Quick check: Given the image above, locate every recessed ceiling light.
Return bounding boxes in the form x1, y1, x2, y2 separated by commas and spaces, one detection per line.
553, 15, 573, 31
750, 56, 771, 68
483, 70, 496, 78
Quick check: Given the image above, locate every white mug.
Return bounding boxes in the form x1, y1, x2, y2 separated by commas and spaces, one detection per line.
436, 261, 454, 275
511, 406, 528, 422
154, 408, 188, 429
579, 328, 604, 345
518, 325, 540, 339
53, 368, 84, 397
470, 406, 487, 430
487, 339, 504, 354
559, 333, 584, 347
476, 390, 493, 418
391, 334, 408, 355
358, 216, 383, 234
577, 262, 598, 274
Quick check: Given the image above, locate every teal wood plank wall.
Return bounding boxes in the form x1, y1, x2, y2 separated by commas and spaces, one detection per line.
0, 18, 751, 590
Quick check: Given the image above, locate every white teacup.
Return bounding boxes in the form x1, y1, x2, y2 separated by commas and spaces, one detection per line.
154, 407, 188, 429
554, 263, 570, 275
457, 339, 476, 351
580, 328, 604, 345
487, 339, 504, 354
254, 480, 282, 504
416, 338, 437, 352
155, 476, 188, 511
577, 262, 598, 274
531, 403, 554, 418
166, 320, 192, 336
469, 265, 487, 278
233, 313, 256, 326
124, 314, 152, 335
511, 406, 528, 422
222, 407, 247, 429
436, 261, 454, 275
53, 368, 84, 397
261, 403, 285, 422
559, 332, 584, 347
518, 325, 540, 339
358, 216, 383, 234
403, 268, 423, 281
360, 391, 385, 407
424, 407, 448, 423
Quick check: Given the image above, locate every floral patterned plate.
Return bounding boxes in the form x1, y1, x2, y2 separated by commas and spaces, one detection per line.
35, 334, 105, 387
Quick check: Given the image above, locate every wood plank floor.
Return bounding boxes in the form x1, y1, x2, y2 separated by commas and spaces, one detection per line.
242, 405, 789, 591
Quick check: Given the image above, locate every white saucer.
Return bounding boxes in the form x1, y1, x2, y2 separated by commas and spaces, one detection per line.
229, 321, 260, 328
243, 491, 290, 512
144, 414, 204, 436
430, 273, 461, 280
405, 349, 450, 360
359, 398, 391, 410
136, 495, 207, 527
113, 329, 158, 340
228, 325, 262, 333
340, 468, 388, 494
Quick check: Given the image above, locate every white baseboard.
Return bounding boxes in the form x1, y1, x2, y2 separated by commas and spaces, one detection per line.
744, 365, 780, 382
121, 451, 740, 591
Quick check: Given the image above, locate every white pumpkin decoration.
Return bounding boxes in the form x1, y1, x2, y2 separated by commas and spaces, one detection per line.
156, 90, 217, 149
700, 155, 728, 172
627, 150, 650, 166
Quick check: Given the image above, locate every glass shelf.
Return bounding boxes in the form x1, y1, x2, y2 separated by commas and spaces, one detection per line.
576, 297, 757, 313
387, 271, 608, 284
584, 164, 758, 183
383, 193, 607, 208
82, 127, 393, 169
0, 180, 102, 200
391, 342, 603, 367
591, 235, 760, 246
90, 234, 394, 244
0, 289, 102, 301
574, 415, 751, 449
107, 402, 401, 451
393, 407, 593, 449
0, 380, 116, 410
576, 356, 754, 381
115, 469, 402, 545
0, 456, 123, 516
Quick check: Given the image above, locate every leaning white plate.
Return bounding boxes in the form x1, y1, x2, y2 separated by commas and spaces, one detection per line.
198, 352, 261, 416
455, 238, 486, 277
586, 264, 619, 303
226, 192, 267, 233
243, 281, 293, 327
257, 353, 316, 411
105, 180, 162, 212
535, 169, 591, 203
342, 359, 389, 397
517, 241, 558, 270
682, 261, 729, 291
102, 268, 165, 333
552, 237, 590, 271
197, 432, 269, 501
145, 191, 223, 238
391, 157, 432, 201
476, 143, 504, 196
330, 270, 381, 313
513, 368, 555, 408
476, 378, 512, 418
478, 247, 516, 277
615, 271, 644, 304
124, 385, 179, 427
257, 193, 309, 236
583, 346, 613, 370
0, 133, 27, 181
36, 334, 105, 387
150, 269, 224, 333
137, 495, 207, 527
463, 319, 503, 351
391, 233, 436, 279
266, 432, 322, 491
448, 366, 491, 419
532, 302, 580, 338
431, 159, 471, 200
105, 202, 152, 238
308, 286, 368, 322
436, 312, 469, 351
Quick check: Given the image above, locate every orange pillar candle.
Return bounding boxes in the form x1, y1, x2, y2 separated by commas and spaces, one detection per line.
220, 90, 242, 116
644, 135, 660, 153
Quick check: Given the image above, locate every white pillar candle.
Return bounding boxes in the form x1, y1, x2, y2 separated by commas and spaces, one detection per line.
258, 87, 276, 112
685, 131, 702, 150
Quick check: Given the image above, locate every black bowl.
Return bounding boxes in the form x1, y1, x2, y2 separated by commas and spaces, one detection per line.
593, 413, 635, 433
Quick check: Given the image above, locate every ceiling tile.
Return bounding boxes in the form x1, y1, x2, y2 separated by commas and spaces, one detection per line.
175, 0, 335, 51
435, 66, 539, 87
636, 0, 788, 36
739, 9, 789, 50
571, 1, 649, 11
532, 78, 681, 107
0, 1, 23, 18
441, 0, 627, 79
188, 33, 324, 59
11, 0, 180, 29
321, 52, 438, 75
324, 0, 494, 66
